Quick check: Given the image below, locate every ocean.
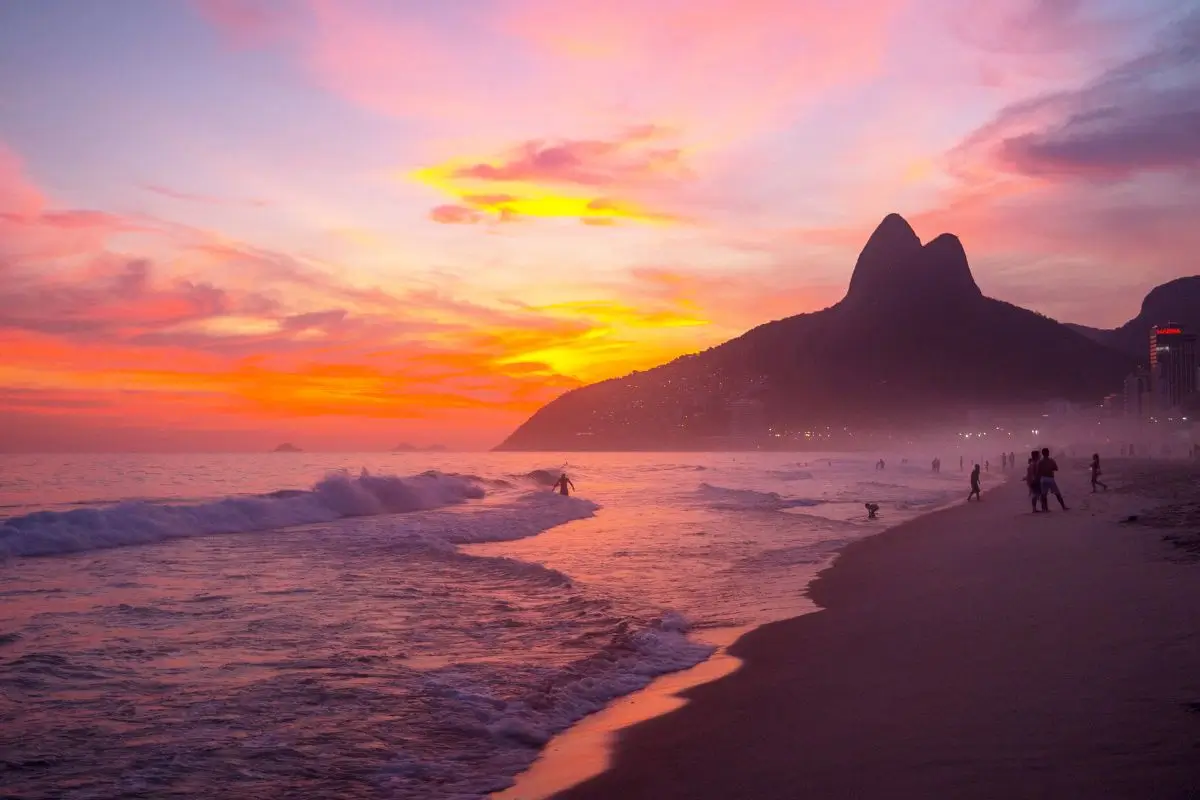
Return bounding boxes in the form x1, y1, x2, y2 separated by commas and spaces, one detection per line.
0, 452, 976, 798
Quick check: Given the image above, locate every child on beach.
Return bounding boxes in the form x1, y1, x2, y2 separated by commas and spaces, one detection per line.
968, 464, 982, 501
1090, 454, 1108, 492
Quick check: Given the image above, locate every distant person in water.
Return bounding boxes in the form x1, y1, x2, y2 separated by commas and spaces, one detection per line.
1026, 451, 1044, 513
1090, 454, 1109, 492
865, 502, 880, 519
968, 464, 982, 501
1038, 447, 1068, 510
552, 473, 575, 496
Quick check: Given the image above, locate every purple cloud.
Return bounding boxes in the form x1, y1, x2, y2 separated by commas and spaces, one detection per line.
965, 10, 1200, 179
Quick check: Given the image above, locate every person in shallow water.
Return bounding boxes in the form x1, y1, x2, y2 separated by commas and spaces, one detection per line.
552, 473, 575, 496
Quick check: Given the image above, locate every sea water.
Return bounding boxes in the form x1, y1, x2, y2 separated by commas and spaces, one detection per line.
0, 452, 975, 798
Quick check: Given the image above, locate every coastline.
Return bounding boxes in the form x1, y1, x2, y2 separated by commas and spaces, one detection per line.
517, 462, 1200, 799
497, 477, 991, 799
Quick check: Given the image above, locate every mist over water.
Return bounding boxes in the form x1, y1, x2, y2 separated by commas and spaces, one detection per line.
0, 452, 975, 798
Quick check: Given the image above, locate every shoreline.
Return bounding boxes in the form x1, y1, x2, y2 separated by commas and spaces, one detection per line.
542, 462, 1200, 799
497, 480, 992, 799
493, 625, 749, 800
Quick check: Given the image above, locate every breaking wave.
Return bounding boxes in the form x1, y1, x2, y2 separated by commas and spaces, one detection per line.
697, 483, 823, 512
0, 470, 488, 559
523, 469, 560, 487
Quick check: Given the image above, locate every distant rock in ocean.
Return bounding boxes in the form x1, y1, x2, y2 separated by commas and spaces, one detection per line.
496, 212, 1135, 451
273, 443, 302, 453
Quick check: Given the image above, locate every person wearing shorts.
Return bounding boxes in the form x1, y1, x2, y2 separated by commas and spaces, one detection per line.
1038, 447, 1068, 510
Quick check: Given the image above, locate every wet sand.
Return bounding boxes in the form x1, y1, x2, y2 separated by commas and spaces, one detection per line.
516, 462, 1200, 799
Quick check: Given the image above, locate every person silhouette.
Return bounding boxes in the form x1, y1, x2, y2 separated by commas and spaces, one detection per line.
1038, 448, 1068, 510
1026, 451, 1044, 513
1090, 454, 1108, 493
968, 464, 982, 501
552, 473, 575, 496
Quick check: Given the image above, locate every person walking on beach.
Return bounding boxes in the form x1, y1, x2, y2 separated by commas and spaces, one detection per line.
552, 473, 575, 496
1026, 451, 1044, 513
1090, 454, 1109, 492
1038, 447, 1068, 510
968, 464, 982, 501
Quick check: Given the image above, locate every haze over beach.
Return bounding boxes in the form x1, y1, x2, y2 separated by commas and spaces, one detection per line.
2, 2, 1200, 799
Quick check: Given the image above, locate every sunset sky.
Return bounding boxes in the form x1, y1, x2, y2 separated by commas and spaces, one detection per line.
1, 0, 1196, 451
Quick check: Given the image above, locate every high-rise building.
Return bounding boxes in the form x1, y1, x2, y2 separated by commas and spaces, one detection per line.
1149, 324, 1198, 411
1124, 370, 1151, 418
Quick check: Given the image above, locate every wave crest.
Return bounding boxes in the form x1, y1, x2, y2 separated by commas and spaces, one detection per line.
0, 470, 485, 559
697, 483, 822, 512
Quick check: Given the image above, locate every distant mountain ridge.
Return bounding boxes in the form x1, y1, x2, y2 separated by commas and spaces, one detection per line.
496, 214, 1137, 451
1068, 276, 1200, 358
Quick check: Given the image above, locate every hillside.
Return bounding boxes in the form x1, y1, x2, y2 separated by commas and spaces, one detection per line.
496, 214, 1136, 451
1069, 276, 1200, 359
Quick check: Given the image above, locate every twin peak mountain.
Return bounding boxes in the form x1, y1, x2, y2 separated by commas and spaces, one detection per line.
497, 214, 1140, 450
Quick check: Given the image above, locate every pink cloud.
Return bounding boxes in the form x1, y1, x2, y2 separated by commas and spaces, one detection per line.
218, 0, 904, 148
192, 0, 294, 46
142, 183, 270, 207
451, 129, 688, 187
0, 143, 45, 216
0, 144, 132, 260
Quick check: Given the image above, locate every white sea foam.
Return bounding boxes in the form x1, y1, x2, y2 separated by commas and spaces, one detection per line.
0, 470, 490, 558
382, 613, 714, 798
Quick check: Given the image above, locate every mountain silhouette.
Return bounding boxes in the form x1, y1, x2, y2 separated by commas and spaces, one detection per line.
497, 214, 1135, 450
1068, 276, 1200, 359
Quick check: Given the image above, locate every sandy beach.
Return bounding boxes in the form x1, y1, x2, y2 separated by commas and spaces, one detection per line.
508, 461, 1200, 800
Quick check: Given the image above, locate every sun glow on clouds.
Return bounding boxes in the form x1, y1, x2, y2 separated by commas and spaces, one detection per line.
0, 0, 1196, 449
413, 127, 691, 226
0, 139, 715, 446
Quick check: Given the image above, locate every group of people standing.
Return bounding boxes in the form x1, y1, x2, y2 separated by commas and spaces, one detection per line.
1025, 448, 1068, 512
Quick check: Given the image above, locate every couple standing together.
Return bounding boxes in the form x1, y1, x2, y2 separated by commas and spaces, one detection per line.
1025, 448, 1068, 513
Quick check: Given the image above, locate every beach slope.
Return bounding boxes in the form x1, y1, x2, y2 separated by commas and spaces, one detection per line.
556, 470, 1200, 799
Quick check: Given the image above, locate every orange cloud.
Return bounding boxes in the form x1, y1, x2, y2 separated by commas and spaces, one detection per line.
430, 204, 484, 225
0, 172, 731, 448
415, 128, 689, 225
